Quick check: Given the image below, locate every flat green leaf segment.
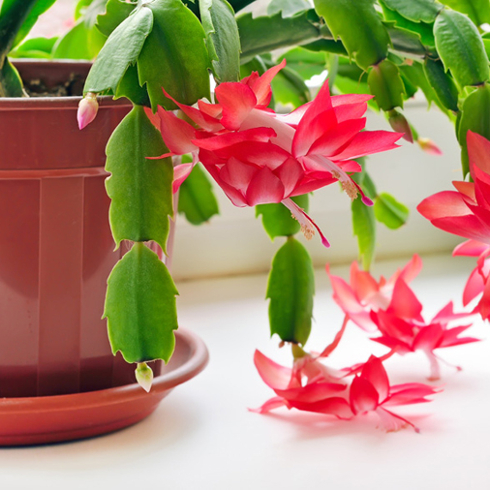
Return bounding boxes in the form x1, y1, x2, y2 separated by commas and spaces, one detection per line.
200, 0, 240, 82
83, 5, 153, 93
0, 0, 56, 50
52, 19, 106, 60
256, 194, 309, 240
0, 0, 37, 63
423, 58, 459, 112
237, 10, 322, 64
381, 0, 442, 23
138, 0, 211, 110
266, 237, 315, 346
96, 0, 137, 37
314, 0, 390, 70
368, 59, 405, 111
278, 47, 327, 81
105, 105, 173, 251
440, 0, 490, 26
374, 192, 409, 229
267, 0, 311, 17
381, 3, 435, 48
104, 242, 179, 364
0, 57, 24, 96
458, 84, 490, 177
178, 163, 220, 225
352, 169, 376, 271
434, 9, 489, 88
10, 36, 57, 59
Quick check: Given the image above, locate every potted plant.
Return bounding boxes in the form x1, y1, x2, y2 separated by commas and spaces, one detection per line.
1, 0, 486, 442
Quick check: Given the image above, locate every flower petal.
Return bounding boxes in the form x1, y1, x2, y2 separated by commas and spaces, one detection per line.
453, 239, 490, 257
253, 350, 293, 390
156, 107, 197, 155
350, 260, 379, 303
275, 157, 304, 197
467, 130, 490, 176
375, 407, 419, 432
288, 396, 353, 419
388, 278, 423, 321
193, 127, 276, 152
292, 81, 336, 157
308, 118, 367, 157
246, 166, 285, 205
330, 130, 401, 161
275, 381, 347, 403
249, 396, 288, 413
215, 82, 258, 130
350, 376, 379, 414
360, 356, 390, 403
418, 190, 474, 220
245, 59, 286, 106
413, 324, 444, 352
219, 157, 258, 193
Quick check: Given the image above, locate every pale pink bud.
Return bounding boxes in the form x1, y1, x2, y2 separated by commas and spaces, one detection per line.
77, 92, 99, 130
388, 111, 413, 143
135, 362, 153, 393
418, 137, 442, 156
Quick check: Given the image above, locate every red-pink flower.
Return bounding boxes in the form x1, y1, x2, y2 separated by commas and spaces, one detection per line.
345, 356, 439, 433
151, 61, 401, 246
327, 255, 423, 331
253, 354, 438, 432
453, 239, 490, 320
418, 131, 490, 320
251, 349, 347, 414
418, 131, 490, 244
369, 282, 478, 380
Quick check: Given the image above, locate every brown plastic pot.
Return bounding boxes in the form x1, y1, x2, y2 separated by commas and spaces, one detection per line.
0, 60, 136, 398
0, 61, 206, 424
0, 328, 209, 446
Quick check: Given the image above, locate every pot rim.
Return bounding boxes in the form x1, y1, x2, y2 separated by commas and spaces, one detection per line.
1, 59, 132, 109
0, 328, 209, 413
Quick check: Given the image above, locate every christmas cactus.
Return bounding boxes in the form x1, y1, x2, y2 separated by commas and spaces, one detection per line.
1, 0, 488, 393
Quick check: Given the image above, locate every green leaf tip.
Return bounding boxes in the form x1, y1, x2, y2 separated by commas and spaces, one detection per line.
266, 236, 315, 346
104, 242, 179, 364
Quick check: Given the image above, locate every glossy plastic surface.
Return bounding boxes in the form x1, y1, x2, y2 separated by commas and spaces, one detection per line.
0, 61, 135, 397
0, 328, 209, 446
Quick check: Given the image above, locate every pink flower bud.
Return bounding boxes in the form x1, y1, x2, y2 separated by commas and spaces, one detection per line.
77, 92, 99, 130
418, 137, 442, 156
135, 362, 153, 392
388, 111, 413, 143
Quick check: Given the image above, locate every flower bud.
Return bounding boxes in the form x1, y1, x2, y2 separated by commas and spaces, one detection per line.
388, 110, 413, 143
77, 92, 98, 130
418, 137, 442, 156
135, 362, 153, 392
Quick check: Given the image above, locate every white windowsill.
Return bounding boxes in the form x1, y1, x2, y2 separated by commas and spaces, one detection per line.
2, 253, 489, 490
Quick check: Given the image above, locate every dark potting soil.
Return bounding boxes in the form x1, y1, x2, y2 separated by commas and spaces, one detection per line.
23, 71, 85, 97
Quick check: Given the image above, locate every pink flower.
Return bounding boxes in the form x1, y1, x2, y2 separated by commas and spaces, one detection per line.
369, 282, 478, 380
327, 255, 423, 331
77, 92, 98, 130
253, 354, 438, 432
345, 356, 439, 433
453, 239, 490, 320
151, 61, 402, 246
251, 349, 347, 414
418, 131, 490, 244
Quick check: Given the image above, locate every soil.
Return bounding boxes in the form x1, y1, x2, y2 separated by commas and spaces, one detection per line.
23, 72, 85, 97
